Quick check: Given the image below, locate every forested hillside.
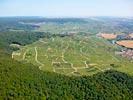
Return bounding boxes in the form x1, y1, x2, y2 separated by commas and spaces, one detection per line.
0, 51, 133, 99
0, 31, 56, 53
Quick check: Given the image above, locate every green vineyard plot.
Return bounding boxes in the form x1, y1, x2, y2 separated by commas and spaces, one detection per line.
12, 36, 133, 76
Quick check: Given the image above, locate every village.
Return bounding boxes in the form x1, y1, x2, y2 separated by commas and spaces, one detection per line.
98, 33, 133, 61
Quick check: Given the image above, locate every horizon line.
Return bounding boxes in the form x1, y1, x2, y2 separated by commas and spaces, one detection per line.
0, 15, 133, 18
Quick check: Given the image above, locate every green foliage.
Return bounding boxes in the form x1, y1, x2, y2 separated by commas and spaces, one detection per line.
0, 17, 133, 99
0, 51, 133, 99
37, 17, 133, 34
0, 31, 54, 53
13, 35, 133, 75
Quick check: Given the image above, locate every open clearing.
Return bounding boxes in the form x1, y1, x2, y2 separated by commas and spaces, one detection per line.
98, 33, 117, 39
12, 36, 133, 76
116, 40, 133, 49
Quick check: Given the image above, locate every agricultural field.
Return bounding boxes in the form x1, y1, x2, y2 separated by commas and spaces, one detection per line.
116, 40, 133, 48
12, 35, 133, 76
35, 23, 88, 34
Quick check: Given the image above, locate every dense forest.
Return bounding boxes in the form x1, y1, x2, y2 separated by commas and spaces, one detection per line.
0, 31, 53, 52
0, 51, 133, 100
0, 17, 133, 99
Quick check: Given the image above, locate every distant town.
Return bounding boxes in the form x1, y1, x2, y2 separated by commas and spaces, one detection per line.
98, 33, 133, 61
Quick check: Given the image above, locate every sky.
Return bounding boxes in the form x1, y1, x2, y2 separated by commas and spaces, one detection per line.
0, 0, 133, 17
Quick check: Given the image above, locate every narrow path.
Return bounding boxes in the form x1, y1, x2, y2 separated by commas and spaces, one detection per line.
66, 63, 77, 75
65, 40, 90, 75
23, 49, 29, 60
53, 67, 56, 72
34, 47, 44, 69
12, 52, 14, 59
61, 41, 70, 63
94, 66, 104, 72
52, 61, 61, 72
39, 39, 48, 44
52, 40, 70, 73
61, 52, 67, 63
79, 43, 89, 60
84, 61, 88, 68
12, 52, 21, 59
70, 63, 77, 73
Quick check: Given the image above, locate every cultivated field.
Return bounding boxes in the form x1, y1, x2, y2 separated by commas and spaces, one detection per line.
98, 33, 117, 39
116, 40, 133, 49
12, 35, 133, 76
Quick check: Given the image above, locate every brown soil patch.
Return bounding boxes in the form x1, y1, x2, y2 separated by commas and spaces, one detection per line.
116, 40, 133, 48
99, 34, 117, 39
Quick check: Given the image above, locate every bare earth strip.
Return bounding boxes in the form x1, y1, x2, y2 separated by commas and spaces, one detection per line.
39, 39, 48, 44
12, 52, 21, 59
23, 49, 29, 60
34, 47, 44, 70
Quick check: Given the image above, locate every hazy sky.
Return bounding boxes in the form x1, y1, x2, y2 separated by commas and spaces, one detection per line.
0, 0, 133, 17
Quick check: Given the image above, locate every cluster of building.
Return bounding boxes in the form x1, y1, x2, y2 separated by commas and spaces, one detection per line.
115, 49, 133, 62
98, 32, 133, 61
